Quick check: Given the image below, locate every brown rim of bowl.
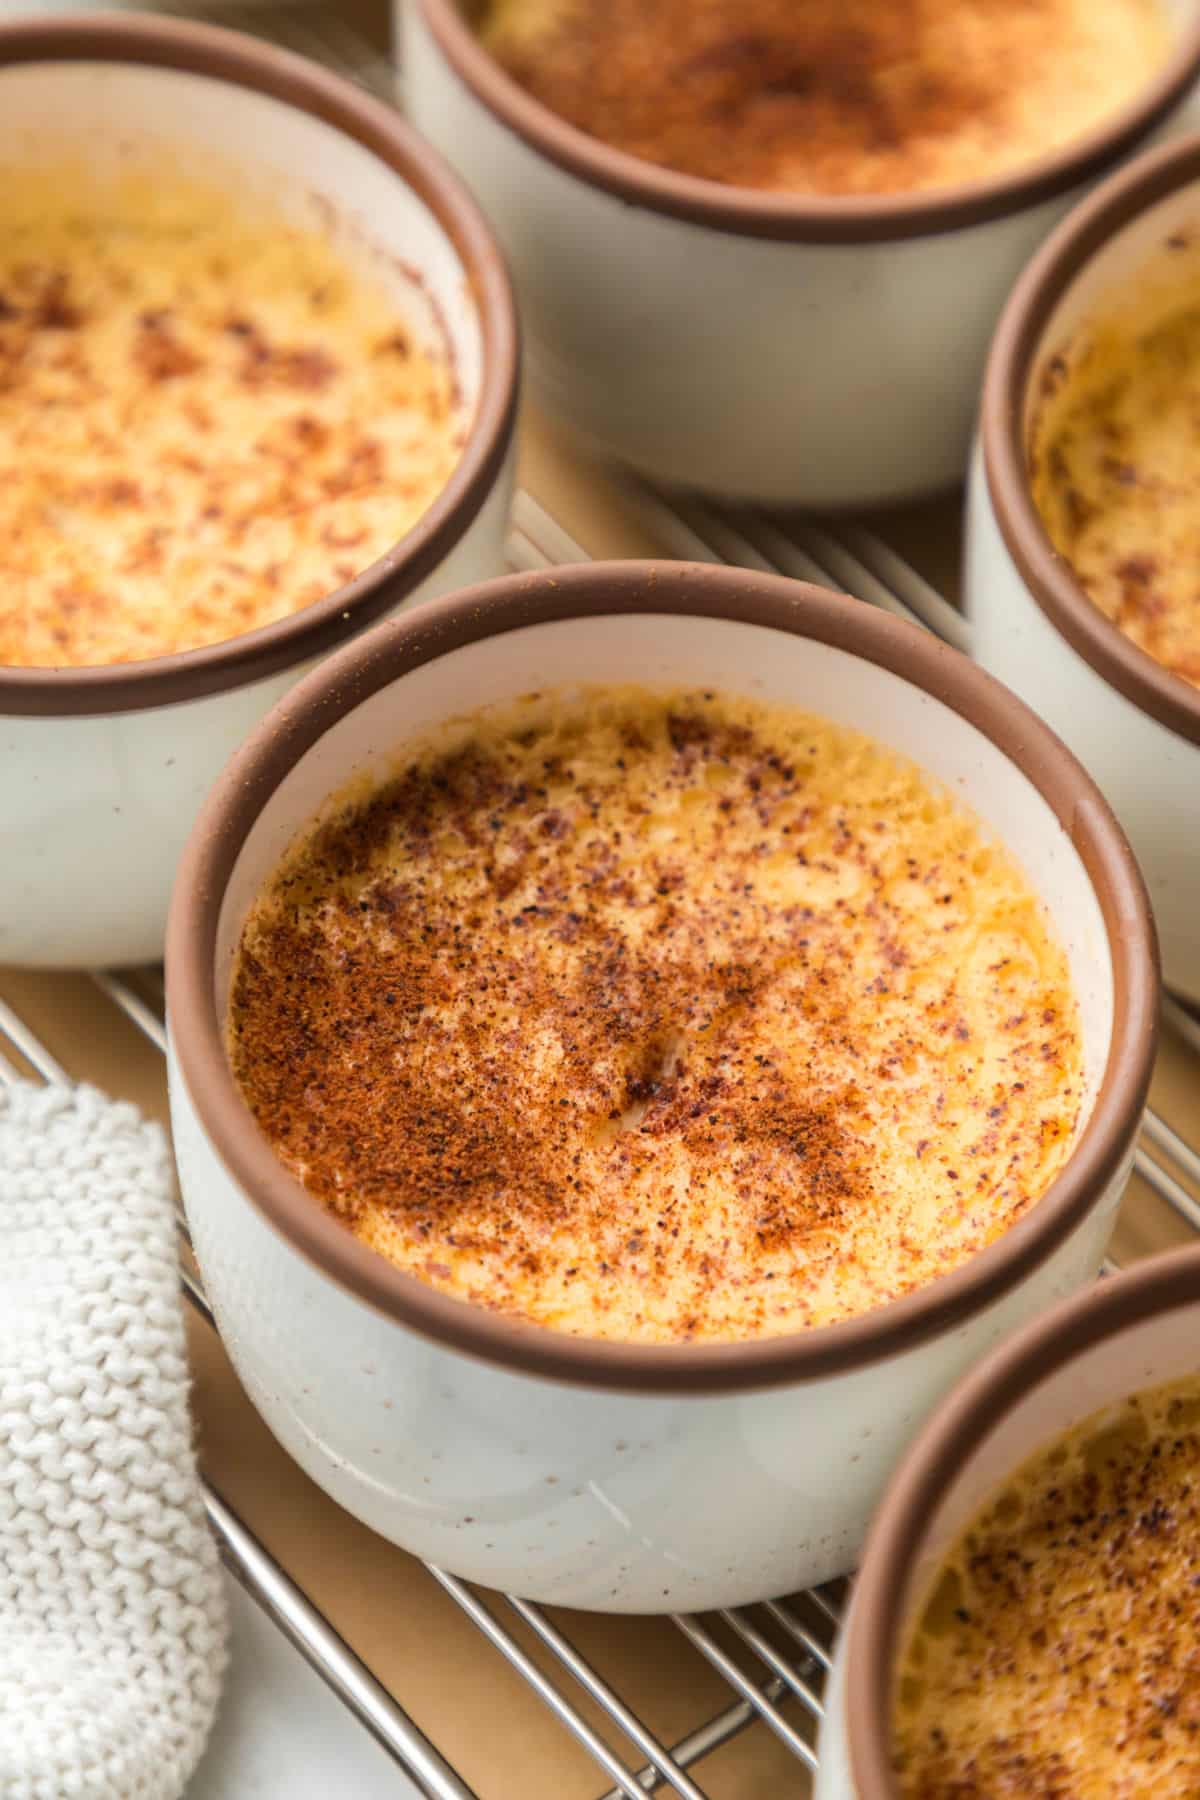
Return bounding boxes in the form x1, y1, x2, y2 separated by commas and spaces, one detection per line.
982, 130, 1200, 749
413, 0, 1200, 245
166, 560, 1159, 1394
845, 1241, 1200, 1797
0, 9, 518, 719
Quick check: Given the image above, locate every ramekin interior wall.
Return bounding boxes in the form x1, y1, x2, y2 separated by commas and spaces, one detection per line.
1023, 174, 1200, 437
214, 612, 1114, 1114
890, 1296, 1200, 1663
0, 59, 482, 407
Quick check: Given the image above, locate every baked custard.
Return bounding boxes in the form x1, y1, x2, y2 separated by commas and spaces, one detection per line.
893, 1371, 1200, 1798
476, 0, 1172, 198
1030, 241, 1200, 691
0, 165, 462, 668
229, 687, 1082, 1344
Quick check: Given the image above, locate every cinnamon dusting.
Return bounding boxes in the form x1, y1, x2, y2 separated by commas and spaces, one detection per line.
1031, 246, 1200, 692
229, 687, 1083, 1344
479, 0, 1171, 197
0, 163, 462, 668
894, 1373, 1200, 1797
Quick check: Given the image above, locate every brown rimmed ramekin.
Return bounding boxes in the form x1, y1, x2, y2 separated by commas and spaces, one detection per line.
0, 10, 517, 966
819, 1242, 1200, 1799
969, 129, 1200, 1006
404, 0, 1200, 505
166, 558, 1156, 1611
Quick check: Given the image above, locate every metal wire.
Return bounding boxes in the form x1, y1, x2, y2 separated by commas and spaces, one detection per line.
93, 968, 168, 1053
179, 1259, 216, 1329
209, 1490, 480, 1800
0, 1006, 479, 1800
718, 1609, 825, 1716
427, 1571, 650, 1800
503, 1597, 710, 1800
1134, 1147, 1200, 1236
761, 1599, 834, 1673
1164, 993, 1200, 1061
806, 1587, 845, 1632
618, 481, 958, 642
671, 1617, 818, 1773
595, 1680, 793, 1800
797, 518, 971, 651
0, 996, 68, 1084
1142, 1093, 1200, 1195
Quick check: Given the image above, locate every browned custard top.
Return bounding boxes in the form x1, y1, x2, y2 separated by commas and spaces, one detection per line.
478, 0, 1171, 198
893, 1372, 1200, 1798
229, 687, 1082, 1344
1030, 241, 1200, 693
0, 165, 462, 668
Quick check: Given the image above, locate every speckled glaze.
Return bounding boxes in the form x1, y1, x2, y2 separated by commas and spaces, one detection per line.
166, 565, 1154, 1612
0, 18, 516, 967
815, 1246, 1200, 1799
403, 0, 1200, 507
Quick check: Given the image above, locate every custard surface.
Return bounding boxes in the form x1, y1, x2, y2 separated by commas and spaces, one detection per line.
894, 1372, 1200, 1798
0, 165, 462, 668
479, 0, 1171, 197
1031, 247, 1200, 691
229, 687, 1082, 1344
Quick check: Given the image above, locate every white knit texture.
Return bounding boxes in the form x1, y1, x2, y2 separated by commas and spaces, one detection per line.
0, 1082, 228, 1799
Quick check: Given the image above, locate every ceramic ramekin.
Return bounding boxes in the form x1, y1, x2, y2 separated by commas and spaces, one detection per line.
0, 12, 517, 969
815, 1242, 1200, 1798
166, 560, 1157, 1613
403, 0, 1200, 508
969, 132, 1200, 1007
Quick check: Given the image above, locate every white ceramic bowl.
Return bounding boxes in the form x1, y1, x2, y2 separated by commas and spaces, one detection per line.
815, 1242, 1200, 1798
968, 132, 1200, 1006
166, 560, 1156, 1613
402, 0, 1200, 508
0, 12, 517, 969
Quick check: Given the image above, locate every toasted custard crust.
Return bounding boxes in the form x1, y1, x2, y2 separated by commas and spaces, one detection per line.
478, 0, 1170, 198
0, 167, 461, 668
229, 688, 1082, 1344
1031, 248, 1200, 691
894, 1373, 1200, 1797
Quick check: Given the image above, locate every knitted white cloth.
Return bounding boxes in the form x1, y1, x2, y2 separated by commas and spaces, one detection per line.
0, 1082, 228, 1799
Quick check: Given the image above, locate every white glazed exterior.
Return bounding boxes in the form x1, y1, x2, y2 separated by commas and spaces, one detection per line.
0, 483, 508, 968
968, 455, 1199, 1004
403, 0, 1200, 507
170, 1085, 1125, 1612
967, 168, 1200, 1005
169, 599, 1137, 1612
815, 1263, 1200, 1798
0, 49, 514, 968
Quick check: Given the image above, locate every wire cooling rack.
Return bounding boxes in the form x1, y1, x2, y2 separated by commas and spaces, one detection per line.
3, 6, 1200, 1796
4, 481, 1200, 1799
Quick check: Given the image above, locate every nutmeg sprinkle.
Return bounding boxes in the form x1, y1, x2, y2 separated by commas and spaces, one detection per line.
0, 162, 462, 667
478, 0, 1171, 197
228, 686, 1082, 1344
893, 1372, 1200, 1798
1030, 236, 1200, 693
